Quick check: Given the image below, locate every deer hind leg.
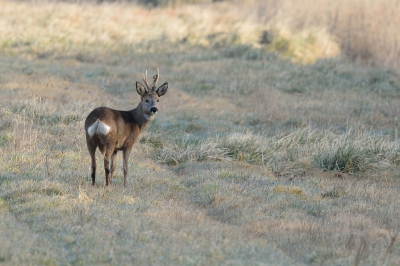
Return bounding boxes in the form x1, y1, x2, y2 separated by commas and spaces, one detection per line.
86, 138, 98, 186
90, 150, 97, 186
103, 147, 115, 187
110, 150, 118, 185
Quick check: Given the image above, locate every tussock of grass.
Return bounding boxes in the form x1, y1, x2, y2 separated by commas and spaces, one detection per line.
274, 185, 304, 196
219, 131, 266, 163
315, 144, 365, 173
313, 131, 397, 174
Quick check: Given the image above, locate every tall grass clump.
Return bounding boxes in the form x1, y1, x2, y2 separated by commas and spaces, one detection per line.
313, 131, 399, 173
314, 143, 366, 173
219, 132, 267, 163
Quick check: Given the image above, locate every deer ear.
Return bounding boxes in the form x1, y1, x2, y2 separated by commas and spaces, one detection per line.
136, 82, 148, 96
156, 82, 168, 97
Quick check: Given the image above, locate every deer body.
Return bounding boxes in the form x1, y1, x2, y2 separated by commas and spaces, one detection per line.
85, 69, 168, 187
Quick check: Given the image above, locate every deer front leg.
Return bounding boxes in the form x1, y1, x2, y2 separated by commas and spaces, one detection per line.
123, 148, 132, 188
110, 150, 118, 185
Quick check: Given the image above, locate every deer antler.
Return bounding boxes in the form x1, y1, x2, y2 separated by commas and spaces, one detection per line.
142, 69, 160, 92
142, 70, 150, 90
151, 68, 159, 90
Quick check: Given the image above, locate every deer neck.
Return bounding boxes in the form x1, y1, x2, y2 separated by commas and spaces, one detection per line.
130, 103, 152, 130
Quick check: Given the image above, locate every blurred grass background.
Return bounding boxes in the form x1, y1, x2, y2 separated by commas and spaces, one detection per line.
2, 0, 400, 68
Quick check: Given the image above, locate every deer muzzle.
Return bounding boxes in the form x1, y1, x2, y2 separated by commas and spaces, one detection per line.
150, 107, 158, 114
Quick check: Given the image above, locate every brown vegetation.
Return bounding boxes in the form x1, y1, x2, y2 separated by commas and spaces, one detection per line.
241, 0, 400, 69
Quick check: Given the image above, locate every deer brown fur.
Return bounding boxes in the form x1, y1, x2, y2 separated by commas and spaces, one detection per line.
84, 69, 168, 187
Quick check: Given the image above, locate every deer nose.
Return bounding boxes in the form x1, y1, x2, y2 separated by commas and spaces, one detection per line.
150, 107, 158, 114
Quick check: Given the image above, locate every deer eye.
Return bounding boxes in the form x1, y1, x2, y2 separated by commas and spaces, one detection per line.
145, 99, 149, 103
157, 99, 159, 103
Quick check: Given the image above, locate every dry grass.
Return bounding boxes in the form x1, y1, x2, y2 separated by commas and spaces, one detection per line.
243, 0, 400, 69
1, 1, 400, 265
0, 0, 262, 59
2, 0, 400, 68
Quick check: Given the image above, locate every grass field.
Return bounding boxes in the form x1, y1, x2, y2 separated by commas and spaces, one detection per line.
1, 0, 400, 265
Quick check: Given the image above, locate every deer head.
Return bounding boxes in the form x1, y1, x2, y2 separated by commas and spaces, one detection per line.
136, 68, 168, 120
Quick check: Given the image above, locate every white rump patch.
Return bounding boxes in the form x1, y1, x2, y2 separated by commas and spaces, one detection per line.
87, 120, 99, 137
97, 121, 111, 135
87, 120, 111, 136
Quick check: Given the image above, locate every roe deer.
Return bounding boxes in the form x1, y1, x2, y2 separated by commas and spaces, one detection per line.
85, 69, 168, 187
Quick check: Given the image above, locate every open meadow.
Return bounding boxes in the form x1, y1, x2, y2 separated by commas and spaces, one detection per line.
1, 0, 400, 265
